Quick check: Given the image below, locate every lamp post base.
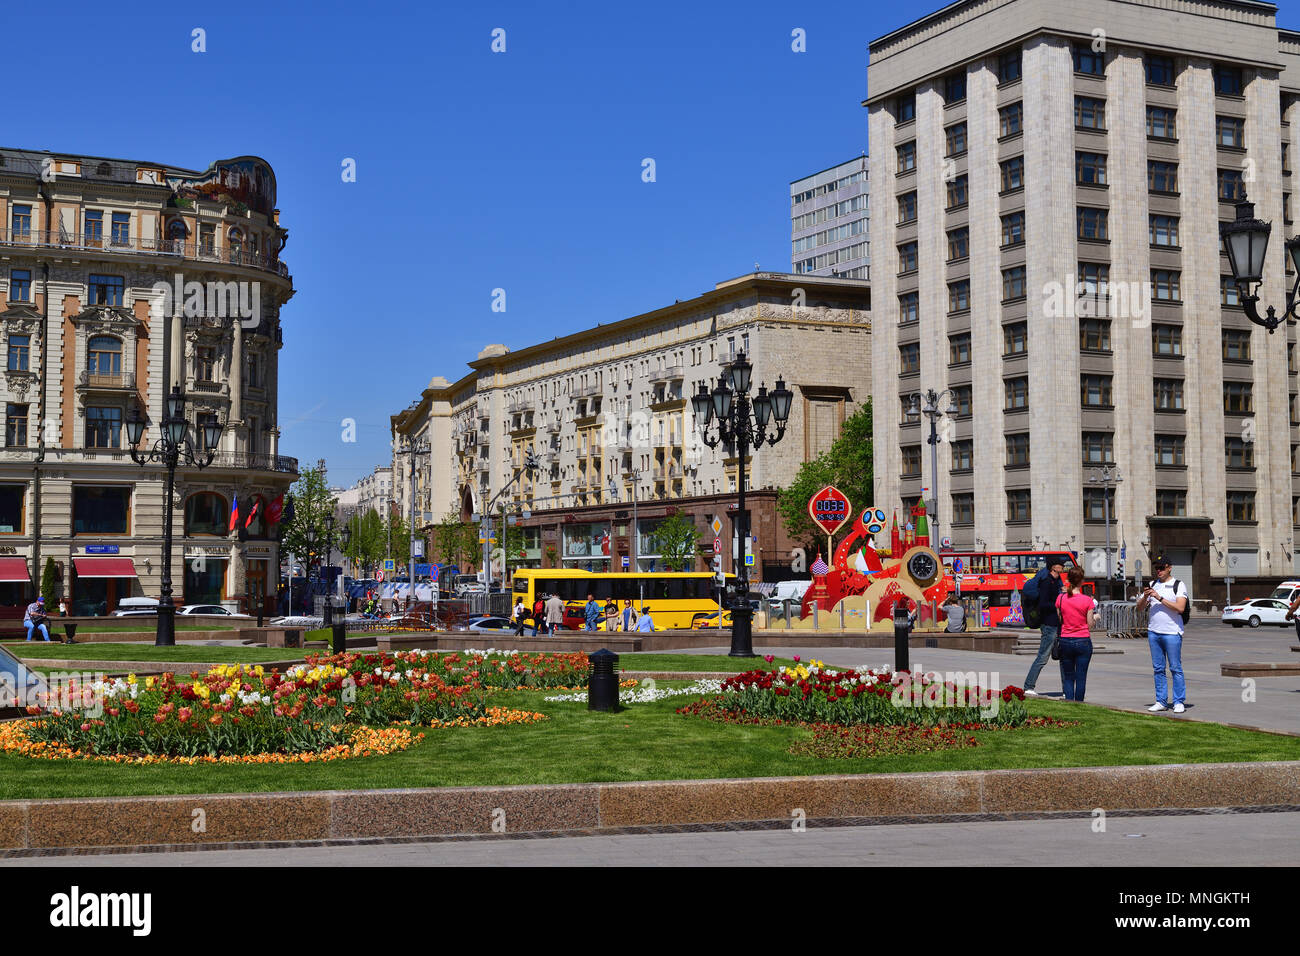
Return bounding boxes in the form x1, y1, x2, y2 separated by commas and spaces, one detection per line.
155, 602, 176, 647
728, 604, 757, 658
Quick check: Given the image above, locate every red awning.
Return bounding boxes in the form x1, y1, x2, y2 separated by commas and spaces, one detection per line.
0, 557, 30, 582
73, 558, 138, 579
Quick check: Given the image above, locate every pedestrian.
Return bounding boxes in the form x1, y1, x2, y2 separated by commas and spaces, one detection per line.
635, 605, 655, 632
1022, 555, 1066, 697
1137, 557, 1189, 713
604, 599, 617, 632
545, 591, 565, 635
584, 592, 600, 631
57, 599, 68, 617
1055, 566, 1099, 701
512, 597, 527, 636
622, 599, 636, 632
24, 597, 51, 642
942, 596, 966, 633
532, 595, 545, 635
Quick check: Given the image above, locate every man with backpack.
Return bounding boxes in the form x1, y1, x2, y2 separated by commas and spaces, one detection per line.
1021, 556, 1066, 696
1136, 557, 1189, 713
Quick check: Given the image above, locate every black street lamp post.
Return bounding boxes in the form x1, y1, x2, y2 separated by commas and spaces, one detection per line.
340, 522, 352, 613
692, 352, 793, 657
126, 384, 223, 647
1220, 194, 1300, 332
322, 513, 336, 626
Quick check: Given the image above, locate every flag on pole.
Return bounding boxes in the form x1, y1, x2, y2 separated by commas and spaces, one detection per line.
244, 496, 261, 528
229, 494, 239, 533
267, 494, 284, 525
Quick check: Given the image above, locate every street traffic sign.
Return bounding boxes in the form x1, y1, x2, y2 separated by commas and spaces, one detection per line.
376, 570, 385, 582
383, 559, 395, 572
621, 556, 630, 568
711, 516, 723, 537
744, 554, 755, 567
713, 537, 722, 554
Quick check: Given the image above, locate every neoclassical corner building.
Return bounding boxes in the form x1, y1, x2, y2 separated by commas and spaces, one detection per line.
0, 148, 297, 614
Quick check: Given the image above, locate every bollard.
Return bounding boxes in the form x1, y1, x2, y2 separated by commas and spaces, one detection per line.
784, 599, 791, 630
839, 600, 845, 631
332, 619, 347, 656
812, 600, 819, 630
892, 601, 912, 673
63, 622, 77, 645
587, 648, 619, 711
256, 595, 264, 628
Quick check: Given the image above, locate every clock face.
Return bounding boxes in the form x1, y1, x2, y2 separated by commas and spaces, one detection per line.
907, 551, 938, 584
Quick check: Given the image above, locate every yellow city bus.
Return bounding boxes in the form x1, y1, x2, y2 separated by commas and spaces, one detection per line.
511, 568, 734, 631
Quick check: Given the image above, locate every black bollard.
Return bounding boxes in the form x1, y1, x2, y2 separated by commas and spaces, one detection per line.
332, 619, 347, 656
892, 601, 912, 674
63, 622, 77, 645
587, 648, 619, 711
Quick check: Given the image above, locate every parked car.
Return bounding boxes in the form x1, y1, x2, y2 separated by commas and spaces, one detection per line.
454, 615, 518, 633
177, 605, 253, 618
1222, 599, 1293, 628
111, 597, 161, 617
690, 610, 733, 630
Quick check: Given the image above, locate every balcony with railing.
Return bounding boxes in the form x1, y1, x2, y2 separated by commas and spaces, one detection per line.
0, 229, 291, 280
76, 370, 135, 391
649, 363, 684, 384
0, 446, 297, 473
651, 387, 685, 410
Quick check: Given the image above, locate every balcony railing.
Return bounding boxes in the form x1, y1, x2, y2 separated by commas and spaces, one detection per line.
0, 447, 297, 473
649, 364, 684, 383
0, 229, 291, 279
77, 370, 135, 389
205, 452, 300, 474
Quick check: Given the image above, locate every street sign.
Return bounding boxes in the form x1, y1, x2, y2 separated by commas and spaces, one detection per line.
710, 516, 723, 537
414, 563, 431, 577
375, 570, 385, 583
413, 541, 425, 558
808, 486, 853, 537
713, 537, 722, 554
940, 536, 953, 551
621, 556, 629, 568
744, 554, 755, 567
383, 559, 395, 573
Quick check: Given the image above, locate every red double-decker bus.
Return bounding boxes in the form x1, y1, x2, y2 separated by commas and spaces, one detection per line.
939, 549, 1089, 628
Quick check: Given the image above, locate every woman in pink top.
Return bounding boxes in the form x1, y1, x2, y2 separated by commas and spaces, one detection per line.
1055, 566, 1098, 701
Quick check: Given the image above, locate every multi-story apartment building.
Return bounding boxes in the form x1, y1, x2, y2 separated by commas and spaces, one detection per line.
346, 464, 392, 519
791, 156, 871, 278
393, 272, 872, 580
867, 0, 1300, 602
0, 148, 296, 614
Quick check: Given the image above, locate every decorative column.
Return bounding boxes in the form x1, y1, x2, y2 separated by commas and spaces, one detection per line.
230, 318, 244, 453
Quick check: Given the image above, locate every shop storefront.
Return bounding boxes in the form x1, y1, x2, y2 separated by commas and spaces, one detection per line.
183, 547, 229, 605
0, 555, 31, 608
562, 520, 611, 571
71, 556, 140, 616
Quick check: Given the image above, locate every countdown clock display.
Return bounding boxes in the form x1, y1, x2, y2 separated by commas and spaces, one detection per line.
808, 485, 853, 537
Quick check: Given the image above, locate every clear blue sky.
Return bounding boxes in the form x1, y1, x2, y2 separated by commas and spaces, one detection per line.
16, 0, 896, 487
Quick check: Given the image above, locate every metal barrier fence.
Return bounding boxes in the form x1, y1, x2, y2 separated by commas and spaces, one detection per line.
1097, 601, 1145, 639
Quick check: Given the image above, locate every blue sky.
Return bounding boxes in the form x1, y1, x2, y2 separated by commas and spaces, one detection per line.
17, 0, 896, 487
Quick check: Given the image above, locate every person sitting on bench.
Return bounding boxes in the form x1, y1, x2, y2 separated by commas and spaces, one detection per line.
24, 596, 51, 642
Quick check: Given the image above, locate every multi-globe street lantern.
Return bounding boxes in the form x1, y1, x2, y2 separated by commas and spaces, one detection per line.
1220, 194, 1300, 333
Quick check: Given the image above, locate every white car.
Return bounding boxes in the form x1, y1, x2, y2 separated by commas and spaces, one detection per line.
1221, 599, 1293, 628
177, 604, 253, 618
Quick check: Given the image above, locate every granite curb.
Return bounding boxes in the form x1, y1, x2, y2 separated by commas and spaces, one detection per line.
1, 761, 1295, 852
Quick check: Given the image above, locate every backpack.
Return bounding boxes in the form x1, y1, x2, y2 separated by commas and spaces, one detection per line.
1171, 579, 1192, 626
1020, 567, 1048, 630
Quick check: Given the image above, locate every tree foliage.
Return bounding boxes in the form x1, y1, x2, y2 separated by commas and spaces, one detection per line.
777, 401, 873, 553
281, 462, 339, 575
649, 512, 701, 572
41, 557, 59, 606
432, 511, 479, 571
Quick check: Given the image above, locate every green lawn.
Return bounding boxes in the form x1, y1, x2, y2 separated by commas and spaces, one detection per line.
619, 653, 801, 673
2, 688, 1297, 801
2, 643, 302, 664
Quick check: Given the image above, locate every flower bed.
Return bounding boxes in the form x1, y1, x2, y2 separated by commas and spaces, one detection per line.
307, 649, 593, 692
698, 661, 1029, 727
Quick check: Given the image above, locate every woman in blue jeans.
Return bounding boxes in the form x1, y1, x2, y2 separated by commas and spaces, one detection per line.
1055, 567, 1098, 700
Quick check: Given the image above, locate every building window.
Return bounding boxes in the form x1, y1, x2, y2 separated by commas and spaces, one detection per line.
1073, 45, 1104, 76
1006, 433, 1030, 467
9, 269, 31, 302
195, 345, 217, 382
1227, 491, 1256, 523
1076, 152, 1107, 186
1224, 382, 1254, 413
1214, 65, 1243, 96
1075, 96, 1106, 130
87, 336, 122, 378
899, 292, 919, 325
184, 493, 229, 536
901, 445, 922, 477
1007, 489, 1032, 522
952, 493, 974, 525
1002, 266, 1026, 301
951, 440, 974, 472
1225, 437, 1255, 469
947, 175, 968, 209
1156, 490, 1187, 517
87, 274, 124, 307
246, 351, 261, 388
1080, 319, 1111, 352
945, 122, 967, 156
1216, 116, 1244, 149
949, 332, 971, 365
1000, 156, 1024, 192
4, 404, 27, 448
898, 241, 918, 274
1147, 106, 1177, 139
1154, 435, 1185, 467
897, 141, 917, 173
1081, 374, 1112, 407
1223, 329, 1252, 361
899, 343, 920, 374
952, 385, 972, 417
1151, 270, 1181, 301
896, 93, 915, 123
110, 212, 130, 247
1005, 377, 1029, 411
1001, 211, 1025, 246
947, 227, 969, 261
998, 50, 1022, 84
199, 223, 216, 256
949, 280, 971, 313
9, 204, 31, 238
1218, 168, 1246, 202
1150, 215, 1179, 247
999, 102, 1023, 137
944, 71, 966, 103
1083, 431, 1114, 464
83, 210, 103, 248
73, 486, 130, 535
85, 407, 122, 448
1221, 277, 1242, 307
1003, 322, 1027, 356
1146, 54, 1175, 86
1149, 161, 1178, 193
1078, 207, 1108, 240
1083, 487, 1115, 521
901, 395, 920, 425
1152, 324, 1183, 356
1154, 378, 1184, 411
7, 335, 29, 371
0, 484, 23, 533
898, 192, 917, 224
1079, 262, 1109, 300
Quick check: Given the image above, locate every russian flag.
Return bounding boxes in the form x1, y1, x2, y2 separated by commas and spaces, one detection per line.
229, 494, 239, 533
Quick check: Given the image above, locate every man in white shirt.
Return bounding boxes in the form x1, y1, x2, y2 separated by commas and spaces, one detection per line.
1136, 557, 1188, 713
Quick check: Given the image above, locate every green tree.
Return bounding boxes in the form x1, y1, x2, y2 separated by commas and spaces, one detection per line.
343, 508, 387, 577
433, 510, 479, 570
778, 401, 873, 553
40, 557, 59, 607
281, 461, 339, 578
648, 512, 701, 571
